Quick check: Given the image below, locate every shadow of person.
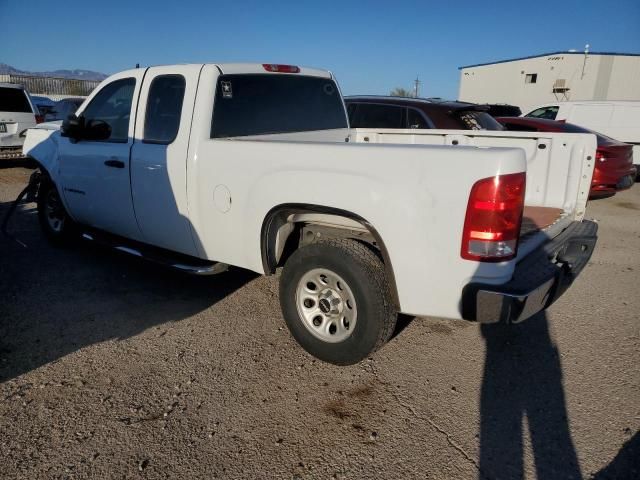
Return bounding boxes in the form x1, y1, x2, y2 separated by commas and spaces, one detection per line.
592, 431, 640, 480
479, 312, 582, 479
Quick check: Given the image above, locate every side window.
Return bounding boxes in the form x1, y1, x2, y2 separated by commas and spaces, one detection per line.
408, 108, 431, 129
81, 78, 136, 142
350, 104, 406, 129
526, 106, 558, 120
143, 75, 186, 144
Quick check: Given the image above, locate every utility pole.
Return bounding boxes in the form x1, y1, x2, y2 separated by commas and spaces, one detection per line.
413, 76, 421, 98
581, 43, 589, 79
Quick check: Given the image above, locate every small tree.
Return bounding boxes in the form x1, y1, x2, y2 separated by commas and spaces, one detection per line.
390, 87, 413, 97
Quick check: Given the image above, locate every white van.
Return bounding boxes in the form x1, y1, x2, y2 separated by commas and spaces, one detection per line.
0, 83, 40, 159
523, 101, 640, 175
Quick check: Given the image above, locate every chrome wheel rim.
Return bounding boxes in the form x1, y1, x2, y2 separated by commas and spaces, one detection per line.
45, 189, 65, 233
295, 268, 357, 343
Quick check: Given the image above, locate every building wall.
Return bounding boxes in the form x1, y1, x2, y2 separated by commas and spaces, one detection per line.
458, 53, 640, 113
605, 56, 640, 101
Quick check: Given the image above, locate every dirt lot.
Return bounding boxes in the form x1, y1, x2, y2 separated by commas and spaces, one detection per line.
1, 161, 638, 480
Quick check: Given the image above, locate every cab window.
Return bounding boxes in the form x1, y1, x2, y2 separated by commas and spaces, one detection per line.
143, 75, 186, 144
81, 78, 136, 142
211, 74, 347, 138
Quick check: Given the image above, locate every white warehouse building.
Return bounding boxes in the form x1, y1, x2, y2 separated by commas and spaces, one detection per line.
458, 51, 640, 113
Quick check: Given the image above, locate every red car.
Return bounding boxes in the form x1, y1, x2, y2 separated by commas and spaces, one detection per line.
497, 117, 637, 198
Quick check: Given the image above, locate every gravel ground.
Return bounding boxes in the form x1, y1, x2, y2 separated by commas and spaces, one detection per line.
1, 161, 638, 480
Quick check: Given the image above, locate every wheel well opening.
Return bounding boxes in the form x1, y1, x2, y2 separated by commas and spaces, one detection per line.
261, 205, 399, 306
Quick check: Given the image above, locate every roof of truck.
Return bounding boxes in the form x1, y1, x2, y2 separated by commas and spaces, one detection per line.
115, 63, 332, 79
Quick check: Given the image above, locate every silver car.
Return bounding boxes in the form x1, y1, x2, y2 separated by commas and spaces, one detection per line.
0, 83, 40, 159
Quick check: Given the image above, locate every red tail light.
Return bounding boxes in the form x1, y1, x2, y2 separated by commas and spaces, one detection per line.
262, 64, 300, 73
35, 114, 44, 124
461, 172, 526, 262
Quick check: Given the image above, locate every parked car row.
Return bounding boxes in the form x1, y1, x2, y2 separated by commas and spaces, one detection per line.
343, 95, 638, 197
1, 85, 84, 159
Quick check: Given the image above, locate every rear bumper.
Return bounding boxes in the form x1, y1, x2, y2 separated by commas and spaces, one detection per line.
461, 220, 598, 324
591, 165, 637, 193
0, 146, 25, 160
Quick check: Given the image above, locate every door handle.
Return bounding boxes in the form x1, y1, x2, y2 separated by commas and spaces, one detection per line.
104, 159, 125, 168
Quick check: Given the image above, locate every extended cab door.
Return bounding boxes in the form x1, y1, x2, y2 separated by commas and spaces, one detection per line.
57, 70, 146, 240
129, 65, 203, 256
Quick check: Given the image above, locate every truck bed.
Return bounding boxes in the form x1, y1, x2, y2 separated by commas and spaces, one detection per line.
350, 128, 596, 231
521, 206, 565, 237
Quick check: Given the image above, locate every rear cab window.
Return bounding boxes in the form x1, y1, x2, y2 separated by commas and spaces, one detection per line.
211, 74, 347, 138
0, 87, 33, 113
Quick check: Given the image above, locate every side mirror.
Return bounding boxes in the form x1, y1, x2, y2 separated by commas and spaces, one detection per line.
84, 119, 111, 141
61, 114, 85, 140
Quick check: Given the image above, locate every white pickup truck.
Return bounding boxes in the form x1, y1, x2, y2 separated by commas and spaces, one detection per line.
23, 63, 598, 365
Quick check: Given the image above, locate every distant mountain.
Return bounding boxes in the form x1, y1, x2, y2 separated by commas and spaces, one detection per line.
0, 63, 108, 81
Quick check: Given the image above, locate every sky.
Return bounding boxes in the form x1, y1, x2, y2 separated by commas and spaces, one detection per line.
1, 0, 639, 99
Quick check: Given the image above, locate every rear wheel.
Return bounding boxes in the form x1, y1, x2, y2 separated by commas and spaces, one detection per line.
37, 180, 75, 246
279, 238, 397, 365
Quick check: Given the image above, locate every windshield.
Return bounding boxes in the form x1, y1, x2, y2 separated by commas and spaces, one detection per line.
211, 74, 347, 138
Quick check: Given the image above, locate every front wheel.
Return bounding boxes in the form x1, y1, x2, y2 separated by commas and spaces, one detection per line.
37, 179, 76, 246
279, 238, 397, 365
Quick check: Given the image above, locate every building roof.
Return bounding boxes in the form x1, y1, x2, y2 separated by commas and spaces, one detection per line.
458, 51, 640, 70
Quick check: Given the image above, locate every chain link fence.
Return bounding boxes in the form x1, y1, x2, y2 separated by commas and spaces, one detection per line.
0, 74, 101, 97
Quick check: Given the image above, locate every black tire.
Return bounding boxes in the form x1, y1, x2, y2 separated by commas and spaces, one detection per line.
37, 179, 76, 246
279, 238, 397, 365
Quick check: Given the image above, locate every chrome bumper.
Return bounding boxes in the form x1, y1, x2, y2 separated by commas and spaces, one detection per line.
462, 220, 598, 324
